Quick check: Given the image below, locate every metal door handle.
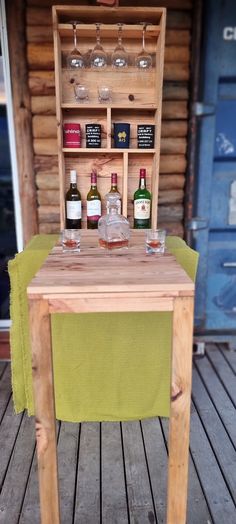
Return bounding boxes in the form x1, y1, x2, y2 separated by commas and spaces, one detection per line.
222, 262, 236, 268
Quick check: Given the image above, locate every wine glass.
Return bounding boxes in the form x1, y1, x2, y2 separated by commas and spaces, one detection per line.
90, 23, 108, 69
67, 21, 85, 69
111, 23, 128, 69
135, 23, 152, 70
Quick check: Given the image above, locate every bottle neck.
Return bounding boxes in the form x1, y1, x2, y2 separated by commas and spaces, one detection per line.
91, 172, 97, 189
108, 205, 118, 215
139, 176, 146, 189
70, 182, 77, 189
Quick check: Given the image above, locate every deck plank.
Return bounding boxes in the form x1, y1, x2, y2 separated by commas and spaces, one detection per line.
122, 420, 156, 523
206, 345, 236, 406
218, 344, 236, 374
74, 422, 100, 524
192, 367, 236, 506
194, 357, 236, 447
0, 413, 35, 524
0, 397, 23, 491
161, 415, 212, 524
0, 364, 12, 421
58, 421, 80, 524
101, 422, 128, 523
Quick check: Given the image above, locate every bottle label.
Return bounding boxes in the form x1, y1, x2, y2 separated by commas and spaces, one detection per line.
134, 199, 151, 219
66, 201, 81, 220
87, 200, 101, 220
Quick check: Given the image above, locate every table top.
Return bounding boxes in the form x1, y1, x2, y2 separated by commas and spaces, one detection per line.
27, 231, 194, 298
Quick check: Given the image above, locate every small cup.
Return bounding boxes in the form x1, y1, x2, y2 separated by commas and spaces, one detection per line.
145, 229, 166, 254
61, 229, 80, 252
74, 84, 89, 102
113, 122, 130, 148
98, 86, 112, 103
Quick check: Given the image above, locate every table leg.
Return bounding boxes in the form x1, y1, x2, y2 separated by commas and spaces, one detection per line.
29, 297, 60, 524
167, 296, 194, 524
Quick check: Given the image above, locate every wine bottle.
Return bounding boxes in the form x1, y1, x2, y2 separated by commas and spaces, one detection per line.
106, 173, 122, 214
65, 169, 81, 229
86, 171, 102, 229
133, 168, 151, 229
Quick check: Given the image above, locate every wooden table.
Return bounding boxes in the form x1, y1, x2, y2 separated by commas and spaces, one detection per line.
27, 230, 194, 524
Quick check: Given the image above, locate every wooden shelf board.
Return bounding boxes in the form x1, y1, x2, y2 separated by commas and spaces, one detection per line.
62, 148, 156, 154
55, 6, 163, 25
61, 103, 157, 110
58, 24, 160, 40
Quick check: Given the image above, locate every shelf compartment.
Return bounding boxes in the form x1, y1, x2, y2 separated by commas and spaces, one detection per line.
63, 108, 107, 149
58, 24, 160, 40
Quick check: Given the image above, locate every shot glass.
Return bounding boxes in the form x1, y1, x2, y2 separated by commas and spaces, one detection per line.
145, 229, 166, 254
98, 86, 112, 103
74, 84, 89, 102
61, 229, 80, 252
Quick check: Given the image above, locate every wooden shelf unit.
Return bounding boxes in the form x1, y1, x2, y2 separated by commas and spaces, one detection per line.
52, 5, 166, 229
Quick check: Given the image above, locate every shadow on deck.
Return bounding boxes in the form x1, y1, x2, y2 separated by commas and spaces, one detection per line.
0, 343, 235, 523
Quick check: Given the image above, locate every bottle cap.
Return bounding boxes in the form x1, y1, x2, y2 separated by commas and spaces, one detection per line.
70, 170, 77, 183
91, 171, 97, 184
111, 173, 117, 184
140, 168, 146, 178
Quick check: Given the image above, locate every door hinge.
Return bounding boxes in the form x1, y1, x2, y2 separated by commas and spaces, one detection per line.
192, 102, 215, 117
186, 217, 208, 231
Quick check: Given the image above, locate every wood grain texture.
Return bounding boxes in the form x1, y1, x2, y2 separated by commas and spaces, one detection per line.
167, 296, 194, 524
29, 298, 60, 524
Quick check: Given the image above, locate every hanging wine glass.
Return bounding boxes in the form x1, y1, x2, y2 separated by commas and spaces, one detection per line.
90, 23, 108, 69
67, 21, 85, 69
135, 23, 152, 70
111, 23, 128, 69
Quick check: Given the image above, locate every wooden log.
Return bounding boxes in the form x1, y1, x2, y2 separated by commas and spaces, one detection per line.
163, 82, 189, 101
27, 44, 54, 70
165, 29, 190, 46
36, 173, 59, 190
6, 0, 38, 244
158, 221, 184, 237
161, 137, 187, 155
38, 206, 60, 223
165, 46, 190, 63
32, 116, 57, 138
27, 25, 53, 43
33, 138, 58, 156
39, 223, 60, 234
161, 121, 188, 137
29, 71, 55, 96
34, 155, 58, 173
28, 0, 192, 8
162, 101, 188, 119
159, 174, 185, 190
160, 155, 187, 173
164, 62, 190, 82
158, 204, 184, 221
26, 8, 52, 26
37, 190, 60, 206
31, 96, 56, 115
159, 189, 184, 204
167, 10, 192, 29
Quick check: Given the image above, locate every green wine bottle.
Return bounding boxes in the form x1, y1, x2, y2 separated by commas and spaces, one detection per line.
86, 171, 101, 229
65, 169, 81, 229
133, 168, 151, 229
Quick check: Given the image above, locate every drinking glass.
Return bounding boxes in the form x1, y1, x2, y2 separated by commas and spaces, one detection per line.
61, 229, 80, 252
98, 85, 112, 103
145, 229, 166, 254
67, 22, 85, 69
111, 23, 128, 69
90, 23, 108, 69
74, 83, 89, 102
135, 24, 152, 70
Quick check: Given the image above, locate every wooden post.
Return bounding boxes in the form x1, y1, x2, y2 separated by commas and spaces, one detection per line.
29, 297, 60, 524
167, 296, 194, 524
6, 0, 38, 244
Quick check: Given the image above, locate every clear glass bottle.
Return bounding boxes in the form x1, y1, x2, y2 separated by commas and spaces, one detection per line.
133, 168, 151, 229
98, 194, 130, 250
65, 169, 81, 229
106, 173, 122, 214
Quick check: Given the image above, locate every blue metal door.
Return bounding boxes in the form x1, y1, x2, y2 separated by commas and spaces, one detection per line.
192, 0, 236, 337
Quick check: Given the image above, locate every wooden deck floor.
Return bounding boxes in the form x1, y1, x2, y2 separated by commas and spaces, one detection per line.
0, 343, 236, 524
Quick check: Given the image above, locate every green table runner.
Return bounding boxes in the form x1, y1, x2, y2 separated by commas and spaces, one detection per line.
9, 235, 198, 422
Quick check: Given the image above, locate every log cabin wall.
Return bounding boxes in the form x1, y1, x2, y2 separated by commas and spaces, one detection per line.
9, 0, 194, 240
